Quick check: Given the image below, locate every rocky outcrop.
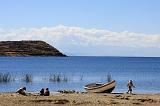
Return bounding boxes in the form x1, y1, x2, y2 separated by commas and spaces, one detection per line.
0, 40, 66, 56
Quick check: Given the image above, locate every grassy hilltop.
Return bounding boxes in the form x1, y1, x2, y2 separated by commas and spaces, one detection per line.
0, 40, 66, 56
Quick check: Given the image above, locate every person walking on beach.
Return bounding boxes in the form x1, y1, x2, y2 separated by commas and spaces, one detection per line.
16, 87, 27, 95
127, 80, 135, 94
44, 88, 50, 96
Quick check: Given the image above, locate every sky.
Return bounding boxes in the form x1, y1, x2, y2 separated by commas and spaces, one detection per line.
0, 0, 160, 56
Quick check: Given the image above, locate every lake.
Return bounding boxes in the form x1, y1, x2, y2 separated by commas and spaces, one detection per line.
0, 56, 160, 93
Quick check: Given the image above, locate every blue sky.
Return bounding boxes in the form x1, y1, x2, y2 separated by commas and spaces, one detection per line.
0, 0, 160, 56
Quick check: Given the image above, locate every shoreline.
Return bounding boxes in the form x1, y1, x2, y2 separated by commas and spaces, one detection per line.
1, 90, 160, 95
0, 92, 160, 106
1, 90, 160, 94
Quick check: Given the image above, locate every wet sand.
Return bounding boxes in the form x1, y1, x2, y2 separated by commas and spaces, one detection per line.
0, 92, 160, 106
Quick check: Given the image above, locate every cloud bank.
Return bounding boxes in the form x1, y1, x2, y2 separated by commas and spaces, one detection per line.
0, 25, 160, 48
0, 25, 160, 56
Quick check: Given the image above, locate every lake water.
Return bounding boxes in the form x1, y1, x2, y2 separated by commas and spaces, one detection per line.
0, 56, 160, 93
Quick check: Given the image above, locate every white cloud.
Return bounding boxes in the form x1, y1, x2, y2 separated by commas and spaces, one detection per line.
0, 25, 160, 49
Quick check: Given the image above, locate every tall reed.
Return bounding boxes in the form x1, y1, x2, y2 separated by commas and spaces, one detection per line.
49, 74, 70, 83
107, 73, 112, 82
0, 73, 14, 83
22, 74, 33, 83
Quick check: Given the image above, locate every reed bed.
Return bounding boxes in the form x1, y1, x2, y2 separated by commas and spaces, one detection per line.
0, 73, 14, 83
0, 72, 113, 84
49, 74, 70, 83
22, 74, 33, 83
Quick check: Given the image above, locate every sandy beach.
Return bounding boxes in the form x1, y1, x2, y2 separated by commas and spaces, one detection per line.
0, 92, 160, 106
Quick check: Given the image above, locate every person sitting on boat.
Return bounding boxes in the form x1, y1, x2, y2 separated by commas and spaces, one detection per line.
16, 87, 27, 95
39, 88, 44, 96
44, 88, 50, 96
127, 80, 135, 94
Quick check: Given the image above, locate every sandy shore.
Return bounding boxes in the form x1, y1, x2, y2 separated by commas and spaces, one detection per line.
0, 92, 160, 106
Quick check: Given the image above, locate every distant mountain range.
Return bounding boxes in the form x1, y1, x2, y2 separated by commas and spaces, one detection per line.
0, 40, 66, 56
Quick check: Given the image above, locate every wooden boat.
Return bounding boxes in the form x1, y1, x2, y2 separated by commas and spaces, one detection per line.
84, 80, 116, 93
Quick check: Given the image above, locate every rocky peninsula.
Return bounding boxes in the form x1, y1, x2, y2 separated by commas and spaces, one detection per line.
0, 40, 66, 56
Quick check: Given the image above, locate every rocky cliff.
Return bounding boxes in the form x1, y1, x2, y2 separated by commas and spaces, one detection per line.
0, 40, 66, 56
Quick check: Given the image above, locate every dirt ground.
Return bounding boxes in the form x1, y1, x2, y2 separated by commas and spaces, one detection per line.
0, 92, 160, 106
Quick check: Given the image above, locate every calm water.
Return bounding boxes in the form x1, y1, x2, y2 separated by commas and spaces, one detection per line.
0, 56, 160, 93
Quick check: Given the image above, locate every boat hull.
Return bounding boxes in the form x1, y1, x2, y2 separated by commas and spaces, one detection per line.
101, 86, 115, 93
84, 80, 116, 93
